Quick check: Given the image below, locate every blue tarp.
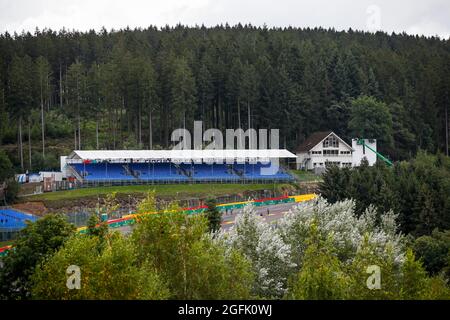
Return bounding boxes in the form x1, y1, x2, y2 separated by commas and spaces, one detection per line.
0, 208, 39, 229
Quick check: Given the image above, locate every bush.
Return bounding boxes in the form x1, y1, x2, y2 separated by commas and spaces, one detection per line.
132, 207, 254, 299
0, 149, 14, 182
32, 233, 169, 300
413, 229, 450, 278
31, 151, 60, 171
4, 179, 19, 204
0, 214, 75, 299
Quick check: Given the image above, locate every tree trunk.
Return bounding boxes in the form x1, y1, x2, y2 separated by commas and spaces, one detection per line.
19, 116, 24, 170
121, 97, 125, 146
96, 117, 99, 149
446, 105, 448, 156
41, 80, 45, 158
47, 74, 50, 112
77, 76, 81, 149
59, 63, 63, 108
247, 101, 251, 148
149, 107, 153, 149
78, 111, 81, 150
164, 104, 169, 148
113, 104, 117, 149
237, 98, 241, 129
138, 105, 142, 146
74, 127, 77, 150
28, 118, 32, 170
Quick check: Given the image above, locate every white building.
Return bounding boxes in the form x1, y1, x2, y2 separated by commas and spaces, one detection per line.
296, 131, 377, 170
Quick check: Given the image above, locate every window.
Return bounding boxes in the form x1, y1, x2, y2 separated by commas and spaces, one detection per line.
311, 151, 322, 155
342, 162, 352, 167
323, 135, 339, 148
340, 151, 351, 155
323, 150, 339, 156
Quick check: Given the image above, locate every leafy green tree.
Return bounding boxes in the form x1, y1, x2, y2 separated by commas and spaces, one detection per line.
389, 102, 416, 159
4, 179, 19, 204
413, 229, 450, 277
65, 60, 87, 149
0, 86, 7, 145
31, 233, 169, 299
86, 213, 108, 240
35, 56, 52, 158
318, 165, 351, 203
178, 236, 254, 299
136, 190, 157, 214
7, 55, 34, 170
345, 232, 403, 299
0, 150, 13, 182
1, 26, 450, 157
287, 224, 350, 300
170, 57, 197, 131
348, 95, 393, 149
132, 208, 253, 299
0, 214, 75, 299
197, 59, 214, 126
399, 249, 429, 299
320, 151, 450, 235
205, 197, 221, 233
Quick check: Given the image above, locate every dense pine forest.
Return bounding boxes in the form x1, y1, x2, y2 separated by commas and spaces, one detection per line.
0, 25, 449, 171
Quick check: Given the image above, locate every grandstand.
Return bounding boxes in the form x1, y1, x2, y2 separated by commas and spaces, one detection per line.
62, 149, 297, 185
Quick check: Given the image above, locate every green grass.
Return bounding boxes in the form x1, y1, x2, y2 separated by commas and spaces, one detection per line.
0, 240, 15, 247
291, 170, 322, 182
23, 183, 284, 202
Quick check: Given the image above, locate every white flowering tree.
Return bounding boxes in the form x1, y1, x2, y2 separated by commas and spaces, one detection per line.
278, 197, 405, 267
217, 198, 447, 299
216, 204, 296, 298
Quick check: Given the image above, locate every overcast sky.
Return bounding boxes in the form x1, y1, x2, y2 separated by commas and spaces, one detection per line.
0, 0, 449, 39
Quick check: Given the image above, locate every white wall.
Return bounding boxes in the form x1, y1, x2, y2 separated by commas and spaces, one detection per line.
296, 136, 353, 170
296, 152, 307, 169
40, 171, 63, 182
352, 139, 377, 166
60, 156, 68, 178
297, 136, 379, 170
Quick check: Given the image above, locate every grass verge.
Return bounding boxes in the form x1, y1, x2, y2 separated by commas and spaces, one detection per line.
23, 183, 286, 202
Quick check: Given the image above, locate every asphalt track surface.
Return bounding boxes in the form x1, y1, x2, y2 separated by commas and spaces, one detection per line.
115, 202, 300, 235
220, 202, 299, 230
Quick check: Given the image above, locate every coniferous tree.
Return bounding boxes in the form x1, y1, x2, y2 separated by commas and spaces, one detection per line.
205, 198, 222, 233
35, 56, 52, 158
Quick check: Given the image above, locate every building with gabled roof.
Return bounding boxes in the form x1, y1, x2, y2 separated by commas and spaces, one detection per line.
296, 131, 376, 170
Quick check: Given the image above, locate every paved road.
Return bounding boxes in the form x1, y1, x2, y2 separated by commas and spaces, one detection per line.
220, 202, 298, 230
115, 201, 299, 235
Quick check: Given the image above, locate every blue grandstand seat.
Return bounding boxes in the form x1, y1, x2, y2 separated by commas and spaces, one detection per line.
70, 161, 293, 182
72, 163, 137, 181
184, 163, 239, 181
130, 163, 189, 181
234, 163, 294, 180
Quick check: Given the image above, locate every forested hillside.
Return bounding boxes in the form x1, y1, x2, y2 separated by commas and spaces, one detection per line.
0, 25, 449, 171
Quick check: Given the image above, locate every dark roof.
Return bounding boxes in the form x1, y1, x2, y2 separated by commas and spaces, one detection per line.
296, 131, 333, 153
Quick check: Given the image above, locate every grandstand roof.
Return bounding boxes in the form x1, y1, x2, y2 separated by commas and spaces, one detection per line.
68, 149, 297, 161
